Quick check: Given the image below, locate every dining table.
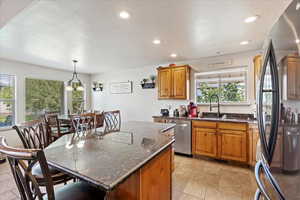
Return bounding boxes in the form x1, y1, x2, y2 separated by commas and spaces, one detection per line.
44, 121, 175, 200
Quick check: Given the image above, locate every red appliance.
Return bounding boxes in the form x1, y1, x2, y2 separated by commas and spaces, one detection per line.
188, 102, 197, 117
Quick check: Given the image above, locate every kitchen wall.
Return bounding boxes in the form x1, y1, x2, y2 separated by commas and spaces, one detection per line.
0, 58, 92, 147
91, 50, 261, 122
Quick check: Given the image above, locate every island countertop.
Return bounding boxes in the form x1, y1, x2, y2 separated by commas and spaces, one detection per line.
44, 121, 175, 191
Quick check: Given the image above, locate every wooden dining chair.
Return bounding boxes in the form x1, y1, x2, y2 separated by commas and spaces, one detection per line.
0, 137, 106, 200
71, 115, 94, 134
103, 110, 121, 133
44, 114, 71, 140
13, 122, 71, 186
95, 112, 104, 128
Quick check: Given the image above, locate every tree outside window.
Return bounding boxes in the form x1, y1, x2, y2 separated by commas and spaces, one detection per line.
196, 68, 247, 104
25, 78, 64, 121
0, 74, 15, 127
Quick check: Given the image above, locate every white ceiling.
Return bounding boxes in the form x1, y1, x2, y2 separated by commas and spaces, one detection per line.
0, 0, 292, 73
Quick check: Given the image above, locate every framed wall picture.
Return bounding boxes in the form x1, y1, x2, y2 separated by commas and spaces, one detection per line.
110, 81, 133, 94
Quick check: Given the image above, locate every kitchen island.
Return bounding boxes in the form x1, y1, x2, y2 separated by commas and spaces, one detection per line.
44, 121, 175, 200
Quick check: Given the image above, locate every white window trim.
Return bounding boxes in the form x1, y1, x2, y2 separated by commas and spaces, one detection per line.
0, 73, 16, 129
194, 66, 250, 105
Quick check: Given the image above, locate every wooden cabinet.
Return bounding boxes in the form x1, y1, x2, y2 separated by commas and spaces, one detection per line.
192, 120, 249, 163
157, 68, 172, 98
157, 65, 190, 99
281, 56, 300, 100
193, 127, 217, 157
219, 129, 247, 162
109, 146, 172, 200
248, 124, 259, 166
254, 55, 263, 99
140, 147, 171, 200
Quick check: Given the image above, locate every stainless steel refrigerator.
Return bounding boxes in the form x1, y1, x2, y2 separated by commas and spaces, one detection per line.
255, 0, 300, 199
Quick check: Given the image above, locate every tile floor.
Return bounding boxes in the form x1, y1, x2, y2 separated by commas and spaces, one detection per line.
172, 156, 257, 200
0, 155, 257, 200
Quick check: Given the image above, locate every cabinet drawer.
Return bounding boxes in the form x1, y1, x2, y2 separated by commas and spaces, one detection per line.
218, 122, 247, 131
192, 120, 217, 129
218, 129, 246, 135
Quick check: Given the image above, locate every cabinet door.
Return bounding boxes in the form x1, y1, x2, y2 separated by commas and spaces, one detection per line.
287, 61, 297, 99
254, 55, 262, 99
158, 68, 172, 99
220, 130, 247, 162
171, 67, 188, 99
194, 127, 217, 157
140, 147, 171, 200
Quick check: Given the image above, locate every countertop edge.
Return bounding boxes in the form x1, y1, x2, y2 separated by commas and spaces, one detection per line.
153, 116, 257, 124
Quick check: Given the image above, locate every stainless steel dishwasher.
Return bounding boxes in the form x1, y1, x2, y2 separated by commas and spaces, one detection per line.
167, 119, 192, 156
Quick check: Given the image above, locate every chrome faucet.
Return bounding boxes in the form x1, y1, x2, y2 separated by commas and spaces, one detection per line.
209, 94, 221, 118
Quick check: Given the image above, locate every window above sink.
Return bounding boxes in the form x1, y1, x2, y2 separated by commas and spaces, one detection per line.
195, 67, 249, 105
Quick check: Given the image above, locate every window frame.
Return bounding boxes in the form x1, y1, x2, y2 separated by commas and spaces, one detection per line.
0, 74, 16, 129
71, 88, 86, 114
194, 67, 250, 105
25, 77, 65, 121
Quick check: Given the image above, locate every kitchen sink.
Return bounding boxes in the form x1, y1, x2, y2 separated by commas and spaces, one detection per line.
201, 112, 254, 120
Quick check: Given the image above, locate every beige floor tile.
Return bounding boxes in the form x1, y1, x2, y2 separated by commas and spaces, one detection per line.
180, 193, 203, 200
183, 179, 206, 199
0, 190, 18, 200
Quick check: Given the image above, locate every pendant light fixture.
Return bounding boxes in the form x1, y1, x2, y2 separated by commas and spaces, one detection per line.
65, 60, 84, 91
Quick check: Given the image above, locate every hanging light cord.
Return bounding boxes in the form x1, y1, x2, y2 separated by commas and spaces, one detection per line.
72, 60, 80, 81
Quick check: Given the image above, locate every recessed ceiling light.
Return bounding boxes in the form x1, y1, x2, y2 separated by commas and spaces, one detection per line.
240, 40, 250, 45
170, 53, 177, 58
296, 39, 300, 44
296, 2, 300, 10
119, 11, 130, 19
244, 15, 259, 23
153, 39, 161, 44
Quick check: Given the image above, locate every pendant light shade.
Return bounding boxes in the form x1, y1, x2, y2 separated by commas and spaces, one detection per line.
66, 60, 84, 91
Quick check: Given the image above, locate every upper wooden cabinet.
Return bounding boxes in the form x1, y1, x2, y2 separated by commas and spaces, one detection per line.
253, 55, 262, 99
281, 56, 300, 100
157, 65, 190, 100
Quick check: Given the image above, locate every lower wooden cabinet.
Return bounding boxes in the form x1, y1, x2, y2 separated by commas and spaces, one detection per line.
219, 130, 247, 162
192, 121, 249, 163
248, 124, 260, 166
108, 146, 172, 200
193, 127, 217, 157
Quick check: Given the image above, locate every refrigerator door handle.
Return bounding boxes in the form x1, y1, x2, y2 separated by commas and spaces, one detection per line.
255, 161, 272, 200
254, 189, 262, 200
257, 40, 280, 164
255, 160, 286, 200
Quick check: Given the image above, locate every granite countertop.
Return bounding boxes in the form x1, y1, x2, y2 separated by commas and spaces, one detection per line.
153, 115, 257, 124
44, 121, 175, 191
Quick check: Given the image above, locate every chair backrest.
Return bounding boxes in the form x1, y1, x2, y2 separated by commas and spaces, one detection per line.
71, 115, 94, 134
44, 114, 62, 136
95, 112, 104, 128
0, 137, 55, 200
103, 110, 121, 133
13, 121, 51, 150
